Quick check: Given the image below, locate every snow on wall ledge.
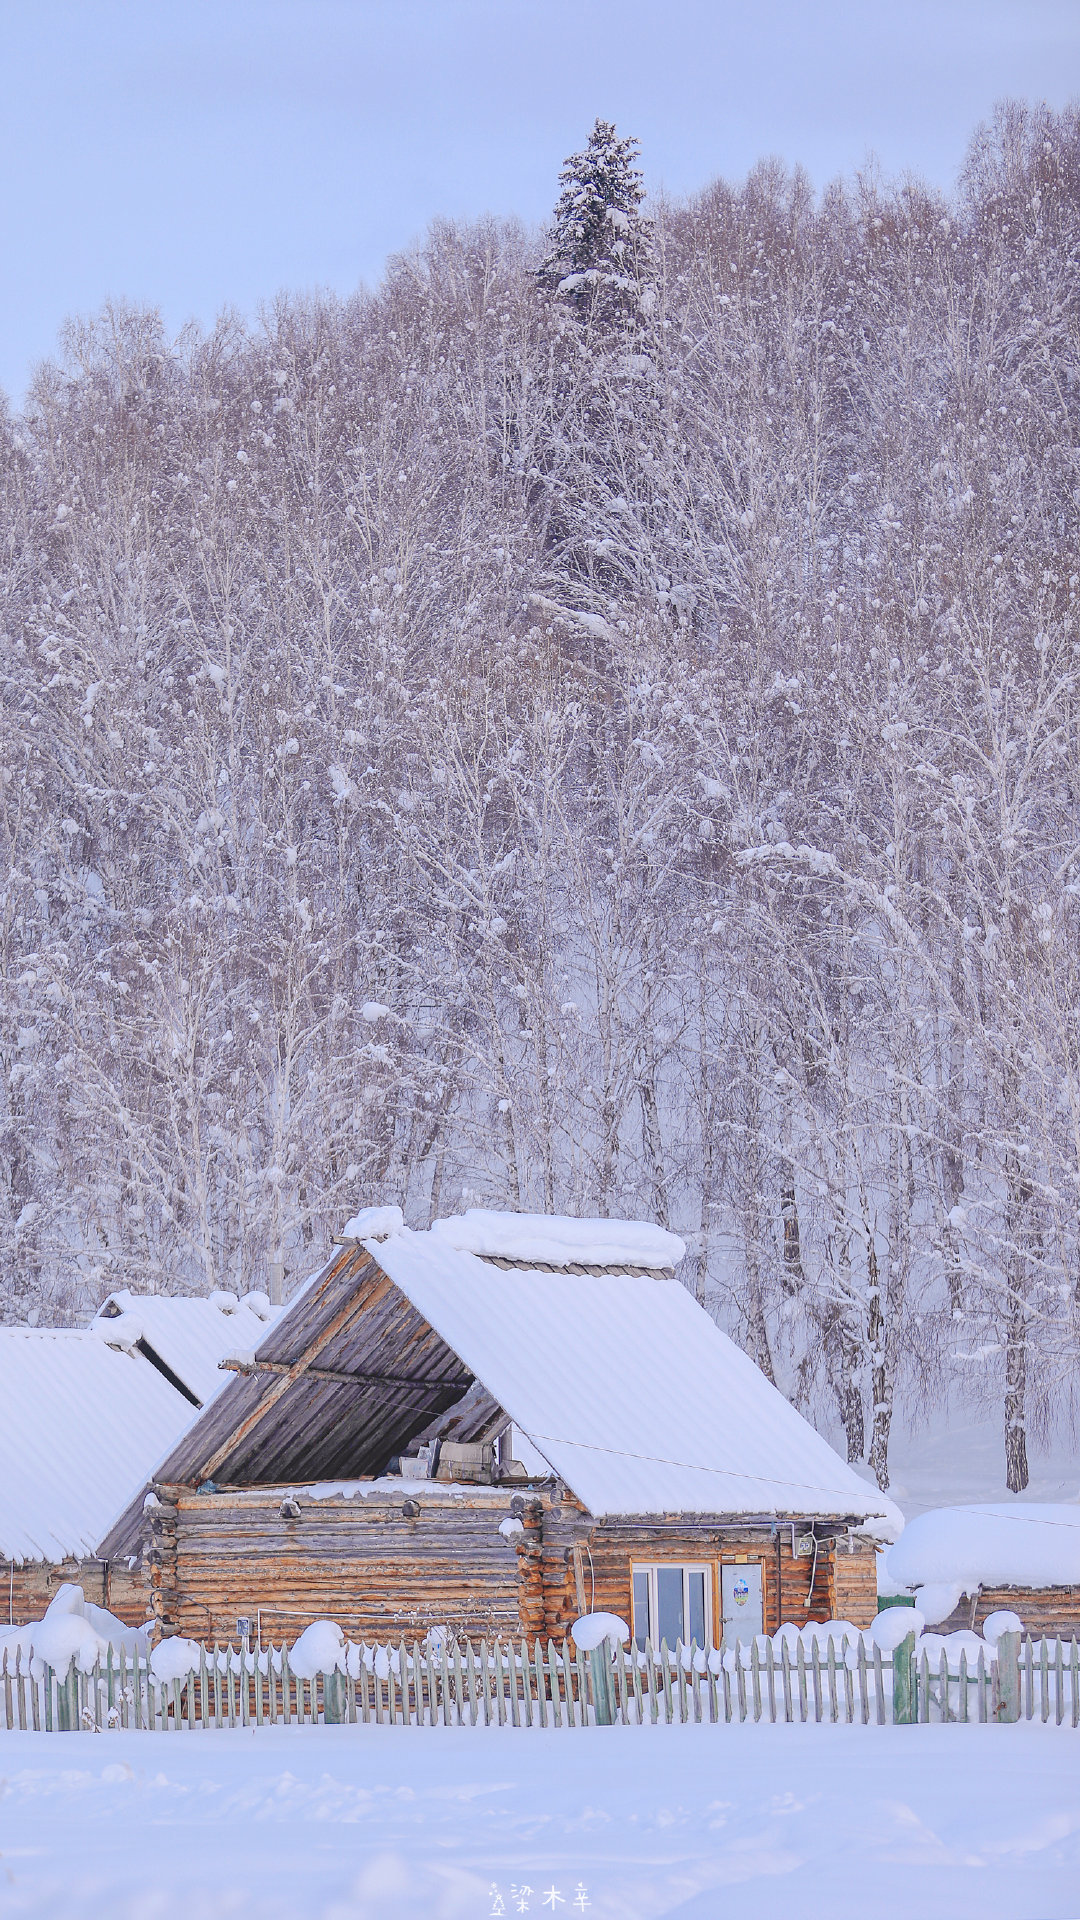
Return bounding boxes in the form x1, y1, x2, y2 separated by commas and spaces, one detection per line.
887, 1504, 1080, 1593
428, 1208, 686, 1270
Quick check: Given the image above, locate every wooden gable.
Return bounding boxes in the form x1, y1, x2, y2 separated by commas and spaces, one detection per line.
98, 1242, 503, 1557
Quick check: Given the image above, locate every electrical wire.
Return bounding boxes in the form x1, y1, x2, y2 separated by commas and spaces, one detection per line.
525, 1429, 892, 1513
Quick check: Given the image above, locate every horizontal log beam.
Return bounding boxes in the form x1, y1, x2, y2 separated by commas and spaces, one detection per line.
219, 1356, 472, 1394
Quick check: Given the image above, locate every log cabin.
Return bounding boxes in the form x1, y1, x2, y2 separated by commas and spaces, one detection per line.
99, 1210, 901, 1647
1, 1289, 279, 1626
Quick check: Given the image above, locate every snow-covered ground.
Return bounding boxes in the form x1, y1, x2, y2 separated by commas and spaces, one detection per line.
1, 1721, 1079, 1919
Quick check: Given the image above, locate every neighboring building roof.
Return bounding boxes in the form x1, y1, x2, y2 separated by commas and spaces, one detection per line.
91, 1287, 281, 1406
104, 1224, 900, 1542
887, 1504, 1080, 1595
1, 1288, 286, 1566
0, 1329, 202, 1565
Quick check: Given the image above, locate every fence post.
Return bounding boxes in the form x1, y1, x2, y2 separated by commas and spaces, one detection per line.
588, 1646, 615, 1726
323, 1670, 346, 1724
992, 1631, 1021, 1724
892, 1633, 916, 1725
55, 1659, 78, 1732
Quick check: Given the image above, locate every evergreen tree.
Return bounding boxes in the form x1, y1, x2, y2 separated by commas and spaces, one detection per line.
541, 119, 654, 320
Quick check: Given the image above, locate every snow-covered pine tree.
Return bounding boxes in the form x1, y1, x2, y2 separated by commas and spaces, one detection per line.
531, 121, 667, 610
541, 119, 654, 323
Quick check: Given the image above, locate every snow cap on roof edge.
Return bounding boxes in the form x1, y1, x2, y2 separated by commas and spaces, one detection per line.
429, 1208, 685, 1270
90, 1310, 144, 1353
342, 1203, 405, 1240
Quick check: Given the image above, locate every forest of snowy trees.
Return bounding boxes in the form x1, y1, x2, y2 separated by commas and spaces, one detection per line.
1, 101, 1079, 1490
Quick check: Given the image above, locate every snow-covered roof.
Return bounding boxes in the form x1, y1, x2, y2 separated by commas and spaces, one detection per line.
428, 1209, 685, 1271
91, 1287, 281, 1405
123, 1223, 900, 1537
0, 1329, 205, 1564
887, 1504, 1080, 1594
373, 1230, 900, 1528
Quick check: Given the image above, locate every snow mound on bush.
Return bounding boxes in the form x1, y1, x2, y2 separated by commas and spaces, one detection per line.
912, 1581, 964, 1625
869, 1607, 925, 1651
982, 1609, 1024, 1643
0, 1582, 149, 1674
150, 1637, 203, 1682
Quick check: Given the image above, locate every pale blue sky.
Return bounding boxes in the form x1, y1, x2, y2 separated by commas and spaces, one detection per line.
1, 0, 1078, 405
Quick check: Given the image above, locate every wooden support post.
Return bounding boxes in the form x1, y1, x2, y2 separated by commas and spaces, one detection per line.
570, 1543, 588, 1615
587, 1646, 615, 1726
323, 1670, 346, 1724
993, 1631, 1021, 1724
892, 1632, 916, 1724
55, 1658, 76, 1732
146, 1488, 180, 1640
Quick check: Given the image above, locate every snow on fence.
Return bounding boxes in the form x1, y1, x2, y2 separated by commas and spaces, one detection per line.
1, 1628, 1076, 1732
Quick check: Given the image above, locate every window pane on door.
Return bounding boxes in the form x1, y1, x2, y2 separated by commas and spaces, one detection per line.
633, 1571, 650, 1650
687, 1569, 706, 1648
656, 1566, 684, 1648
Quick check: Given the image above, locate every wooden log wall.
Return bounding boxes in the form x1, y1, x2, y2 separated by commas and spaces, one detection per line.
935, 1586, 1080, 1639
826, 1537, 880, 1627
160, 1481, 882, 1644
165, 1484, 527, 1642
1, 1557, 151, 1627
542, 1510, 880, 1638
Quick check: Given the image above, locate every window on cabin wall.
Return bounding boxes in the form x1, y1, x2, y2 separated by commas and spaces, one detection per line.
631, 1563, 713, 1651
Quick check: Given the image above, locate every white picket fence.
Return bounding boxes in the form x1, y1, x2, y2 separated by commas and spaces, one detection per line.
2, 1629, 1073, 1732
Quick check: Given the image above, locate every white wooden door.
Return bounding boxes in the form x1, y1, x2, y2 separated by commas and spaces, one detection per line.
721, 1561, 763, 1645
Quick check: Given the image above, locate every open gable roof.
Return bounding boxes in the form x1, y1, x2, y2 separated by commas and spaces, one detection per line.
121, 1244, 489, 1495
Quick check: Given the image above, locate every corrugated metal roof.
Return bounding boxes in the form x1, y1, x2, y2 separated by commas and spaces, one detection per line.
0, 1330, 204, 1565
377, 1233, 903, 1527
